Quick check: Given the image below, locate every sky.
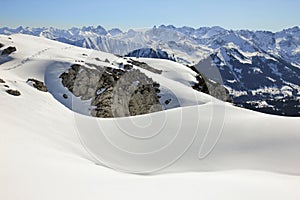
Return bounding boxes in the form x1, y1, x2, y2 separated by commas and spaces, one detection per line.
1, 0, 300, 31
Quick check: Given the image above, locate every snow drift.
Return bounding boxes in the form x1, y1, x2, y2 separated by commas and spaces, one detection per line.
1, 34, 300, 200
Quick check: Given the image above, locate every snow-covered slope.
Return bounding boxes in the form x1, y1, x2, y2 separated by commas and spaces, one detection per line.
1, 25, 300, 116
1, 34, 300, 200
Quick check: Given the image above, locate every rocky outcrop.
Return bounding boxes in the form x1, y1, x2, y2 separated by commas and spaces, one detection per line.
206, 81, 232, 103
0, 78, 5, 83
0, 43, 3, 48
26, 78, 48, 92
1, 46, 16, 55
190, 66, 232, 103
6, 89, 21, 96
127, 59, 162, 74
126, 48, 175, 61
60, 64, 162, 118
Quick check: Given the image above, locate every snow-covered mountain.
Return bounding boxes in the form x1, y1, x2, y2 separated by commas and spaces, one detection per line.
1, 25, 300, 115
125, 48, 175, 61
1, 34, 300, 200
194, 46, 300, 116
2, 25, 299, 65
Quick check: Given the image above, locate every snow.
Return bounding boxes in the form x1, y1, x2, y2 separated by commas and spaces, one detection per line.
281, 86, 293, 97
294, 47, 300, 53
227, 79, 237, 83
283, 82, 300, 95
246, 100, 274, 108
267, 76, 276, 82
96, 87, 106, 95
251, 87, 281, 96
137, 58, 197, 86
2, 25, 300, 67
45, 61, 95, 116
1, 34, 300, 200
292, 63, 300, 70
127, 58, 213, 107
251, 67, 263, 74
225, 87, 248, 97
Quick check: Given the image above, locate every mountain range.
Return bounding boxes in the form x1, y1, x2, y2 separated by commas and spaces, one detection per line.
1, 25, 299, 116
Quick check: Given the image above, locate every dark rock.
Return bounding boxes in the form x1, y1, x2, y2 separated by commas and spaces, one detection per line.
1, 46, 16, 55
206, 81, 233, 103
63, 94, 68, 99
127, 59, 162, 74
165, 99, 171, 105
189, 65, 232, 103
26, 78, 48, 92
152, 82, 160, 88
0, 78, 5, 83
6, 89, 21, 96
59, 64, 82, 93
0, 43, 3, 48
60, 63, 162, 118
92, 69, 162, 117
4, 85, 9, 88
123, 64, 133, 70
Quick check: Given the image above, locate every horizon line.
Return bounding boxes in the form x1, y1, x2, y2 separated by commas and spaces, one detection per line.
1, 24, 300, 33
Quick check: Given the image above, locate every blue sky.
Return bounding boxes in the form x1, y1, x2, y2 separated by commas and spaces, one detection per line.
1, 0, 300, 31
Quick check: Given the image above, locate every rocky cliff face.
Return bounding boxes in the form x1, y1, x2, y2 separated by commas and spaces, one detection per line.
59, 64, 162, 118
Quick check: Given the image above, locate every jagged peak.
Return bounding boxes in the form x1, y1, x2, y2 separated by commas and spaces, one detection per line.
108, 28, 123, 36
158, 24, 176, 29
281, 26, 300, 33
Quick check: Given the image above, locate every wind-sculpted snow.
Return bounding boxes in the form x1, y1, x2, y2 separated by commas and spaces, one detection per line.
1, 34, 300, 200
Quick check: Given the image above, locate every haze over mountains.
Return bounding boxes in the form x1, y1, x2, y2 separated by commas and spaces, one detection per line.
1, 25, 300, 116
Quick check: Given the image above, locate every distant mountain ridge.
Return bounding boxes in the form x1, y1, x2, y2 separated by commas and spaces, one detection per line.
1, 25, 300, 116
125, 48, 175, 61
1, 25, 300, 65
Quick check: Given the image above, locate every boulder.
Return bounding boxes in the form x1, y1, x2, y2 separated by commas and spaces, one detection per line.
6, 89, 21, 96
1, 46, 16, 55
27, 78, 48, 92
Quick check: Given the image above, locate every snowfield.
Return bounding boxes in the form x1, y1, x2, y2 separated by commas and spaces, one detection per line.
1, 34, 300, 200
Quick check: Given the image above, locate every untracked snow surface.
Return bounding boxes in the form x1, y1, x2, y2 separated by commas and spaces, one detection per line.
1, 34, 300, 200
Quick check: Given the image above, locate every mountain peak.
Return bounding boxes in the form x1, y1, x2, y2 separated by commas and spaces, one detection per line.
282, 26, 300, 33
108, 28, 123, 36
